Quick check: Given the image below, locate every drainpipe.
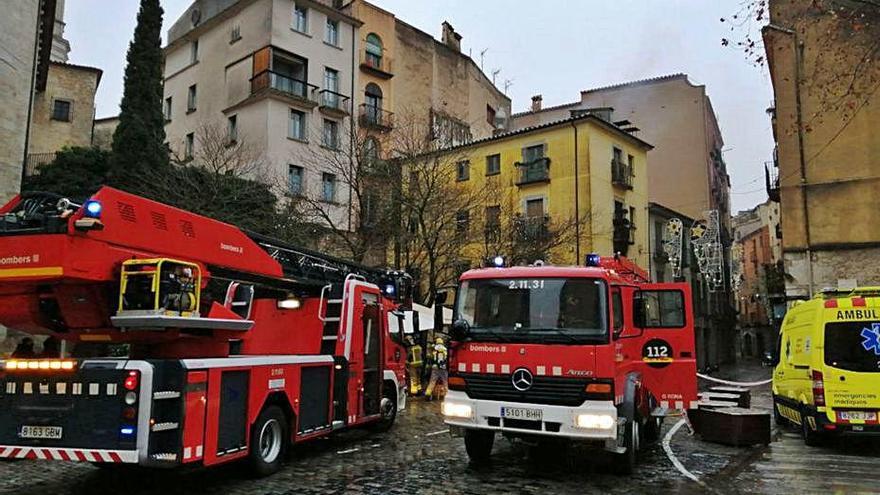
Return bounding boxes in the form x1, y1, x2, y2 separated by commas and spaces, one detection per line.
769, 25, 813, 296
348, 21, 356, 232
570, 121, 580, 263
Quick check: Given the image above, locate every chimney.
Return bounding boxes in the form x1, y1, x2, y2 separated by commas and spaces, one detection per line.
441, 21, 462, 52
531, 94, 543, 112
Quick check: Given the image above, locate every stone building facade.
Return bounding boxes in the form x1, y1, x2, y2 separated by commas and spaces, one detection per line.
348, 1, 511, 155
91, 116, 119, 151
0, 0, 53, 205
763, 1, 880, 299
27, 61, 102, 174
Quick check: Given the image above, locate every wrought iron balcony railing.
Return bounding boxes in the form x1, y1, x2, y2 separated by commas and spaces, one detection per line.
250, 70, 318, 103
611, 159, 633, 188
358, 104, 394, 131
515, 157, 551, 185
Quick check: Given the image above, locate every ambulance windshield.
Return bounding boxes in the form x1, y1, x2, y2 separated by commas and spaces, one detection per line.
455, 277, 608, 344
824, 321, 880, 372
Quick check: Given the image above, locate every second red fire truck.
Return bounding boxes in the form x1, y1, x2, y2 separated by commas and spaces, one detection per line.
442, 255, 698, 473
0, 187, 413, 475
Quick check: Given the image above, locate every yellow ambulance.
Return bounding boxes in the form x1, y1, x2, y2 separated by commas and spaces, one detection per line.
772, 288, 880, 445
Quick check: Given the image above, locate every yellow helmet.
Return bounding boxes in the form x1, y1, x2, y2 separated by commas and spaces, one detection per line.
435, 337, 444, 345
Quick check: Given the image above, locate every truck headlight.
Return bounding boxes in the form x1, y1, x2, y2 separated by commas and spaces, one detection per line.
576, 414, 615, 429
442, 402, 473, 419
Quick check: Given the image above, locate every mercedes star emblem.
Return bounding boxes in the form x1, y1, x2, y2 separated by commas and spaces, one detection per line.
511, 368, 534, 392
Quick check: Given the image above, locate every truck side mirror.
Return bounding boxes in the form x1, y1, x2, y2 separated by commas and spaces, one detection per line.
451, 319, 469, 341
434, 290, 448, 305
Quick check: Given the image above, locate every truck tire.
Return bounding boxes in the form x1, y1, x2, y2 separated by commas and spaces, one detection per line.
371, 384, 398, 432
800, 409, 823, 447
249, 405, 288, 477
614, 417, 640, 475
643, 416, 662, 443
464, 429, 494, 464
773, 399, 786, 426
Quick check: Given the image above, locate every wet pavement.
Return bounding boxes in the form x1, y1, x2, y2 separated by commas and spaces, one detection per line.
0, 362, 877, 494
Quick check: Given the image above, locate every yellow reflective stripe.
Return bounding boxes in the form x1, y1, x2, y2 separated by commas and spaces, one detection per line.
0, 267, 63, 278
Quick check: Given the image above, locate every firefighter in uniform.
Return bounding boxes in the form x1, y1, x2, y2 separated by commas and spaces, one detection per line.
425, 337, 448, 400
405, 336, 423, 395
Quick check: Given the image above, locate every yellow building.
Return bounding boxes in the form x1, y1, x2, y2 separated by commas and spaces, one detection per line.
435, 113, 652, 270
763, 1, 880, 299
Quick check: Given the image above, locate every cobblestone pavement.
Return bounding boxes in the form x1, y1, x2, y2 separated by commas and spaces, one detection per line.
0, 362, 876, 494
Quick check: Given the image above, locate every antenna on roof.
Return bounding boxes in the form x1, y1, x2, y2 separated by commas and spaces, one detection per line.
480, 48, 488, 70
504, 78, 514, 94
491, 68, 501, 85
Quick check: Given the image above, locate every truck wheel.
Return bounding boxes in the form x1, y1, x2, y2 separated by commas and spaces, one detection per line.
614, 417, 640, 475
800, 410, 823, 447
643, 416, 662, 443
464, 429, 494, 464
371, 385, 398, 432
248, 405, 288, 477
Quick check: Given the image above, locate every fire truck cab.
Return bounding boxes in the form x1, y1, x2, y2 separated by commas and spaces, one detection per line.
442, 256, 697, 473
0, 188, 413, 476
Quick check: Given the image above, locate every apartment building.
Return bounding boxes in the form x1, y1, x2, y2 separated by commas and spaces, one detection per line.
163, 0, 361, 227
763, 1, 880, 299
425, 113, 652, 270
347, 1, 511, 153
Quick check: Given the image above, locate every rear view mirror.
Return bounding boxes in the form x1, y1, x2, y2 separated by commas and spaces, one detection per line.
451, 319, 470, 341
434, 290, 449, 305
633, 294, 646, 329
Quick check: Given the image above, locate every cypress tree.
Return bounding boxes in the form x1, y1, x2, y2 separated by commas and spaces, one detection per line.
110, 0, 168, 188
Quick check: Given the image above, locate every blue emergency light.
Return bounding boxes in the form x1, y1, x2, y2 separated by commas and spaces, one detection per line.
384, 283, 396, 296
585, 253, 601, 267
120, 427, 135, 436
491, 255, 505, 268
83, 200, 102, 218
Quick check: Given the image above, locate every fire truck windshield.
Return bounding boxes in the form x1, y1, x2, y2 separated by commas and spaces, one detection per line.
456, 277, 608, 344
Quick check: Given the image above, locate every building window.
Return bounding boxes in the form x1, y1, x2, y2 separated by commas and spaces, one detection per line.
365, 33, 383, 68
293, 4, 308, 33
190, 39, 199, 64
187, 84, 197, 112
456, 160, 470, 181
628, 154, 635, 177
485, 205, 500, 242
523, 144, 544, 163
364, 83, 383, 124
456, 210, 470, 235
288, 165, 304, 196
163, 96, 172, 121
323, 68, 339, 107
486, 105, 496, 126
51, 99, 71, 122
230, 25, 241, 42
227, 115, 238, 143
525, 198, 544, 218
322, 172, 337, 202
486, 154, 500, 176
185, 132, 194, 160
322, 119, 339, 149
325, 18, 339, 46
289, 109, 305, 140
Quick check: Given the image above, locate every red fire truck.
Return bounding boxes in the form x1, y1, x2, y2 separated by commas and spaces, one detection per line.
442, 255, 698, 473
0, 187, 412, 476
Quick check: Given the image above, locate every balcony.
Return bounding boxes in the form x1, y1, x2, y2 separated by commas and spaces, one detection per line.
318, 89, 350, 117
24, 152, 57, 176
250, 70, 318, 108
514, 215, 551, 242
611, 159, 633, 188
359, 53, 393, 79
515, 157, 551, 186
358, 104, 394, 132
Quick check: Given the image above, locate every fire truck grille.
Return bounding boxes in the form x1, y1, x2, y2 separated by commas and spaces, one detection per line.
460, 374, 588, 406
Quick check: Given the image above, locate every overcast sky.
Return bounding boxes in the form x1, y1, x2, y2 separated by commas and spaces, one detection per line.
64, 0, 773, 212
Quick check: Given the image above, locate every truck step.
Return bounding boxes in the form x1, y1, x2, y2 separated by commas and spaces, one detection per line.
153, 391, 181, 400
151, 422, 179, 432
322, 335, 338, 340
151, 453, 178, 461
332, 420, 345, 430
324, 317, 340, 323
328, 299, 343, 304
